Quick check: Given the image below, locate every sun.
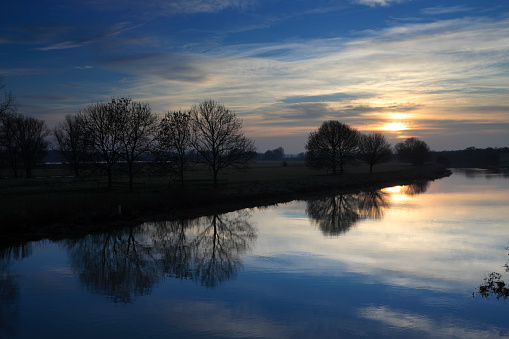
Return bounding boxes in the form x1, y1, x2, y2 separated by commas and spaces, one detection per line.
382, 122, 406, 131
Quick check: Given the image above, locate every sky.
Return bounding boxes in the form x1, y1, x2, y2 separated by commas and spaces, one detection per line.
1, 0, 508, 154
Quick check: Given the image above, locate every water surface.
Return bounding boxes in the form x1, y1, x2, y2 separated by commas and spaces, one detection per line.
1, 169, 509, 338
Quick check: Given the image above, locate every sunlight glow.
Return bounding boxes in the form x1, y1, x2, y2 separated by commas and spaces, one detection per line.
382, 122, 407, 131
383, 186, 402, 193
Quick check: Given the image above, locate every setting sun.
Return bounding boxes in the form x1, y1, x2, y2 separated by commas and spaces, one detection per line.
382, 122, 407, 131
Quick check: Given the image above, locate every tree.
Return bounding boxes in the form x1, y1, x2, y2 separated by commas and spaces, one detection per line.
80, 98, 157, 191
156, 110, 193, 183
305, 120, 359, 175
262, 147, 284, 161
190, 100, 256, 186
0, 77, 17, 175
53, 114, 88, 177
0, 112, 22, 177
79, 101, 124, 189
0, 76, 15, 117
358, 132, 392, 173
11, 115, 50, 178
394, 137, 431, 166
116, 98, 157, 192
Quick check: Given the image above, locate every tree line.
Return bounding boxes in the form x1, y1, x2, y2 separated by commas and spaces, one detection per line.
433, 147, 508, 169
305, 120, 431, 175
1, 78, 434, 188
1, 91, 256, 189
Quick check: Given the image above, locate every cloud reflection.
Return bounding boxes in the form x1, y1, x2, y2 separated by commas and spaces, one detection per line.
358, 306, 509, 338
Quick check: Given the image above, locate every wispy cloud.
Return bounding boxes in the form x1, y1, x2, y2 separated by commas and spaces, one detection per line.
353, 0, 406, 7
81, 0, 258, 15
36, 21, 147, 51
421, 5, 475, 15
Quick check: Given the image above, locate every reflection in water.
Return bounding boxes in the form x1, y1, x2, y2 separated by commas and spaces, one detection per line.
306, 190, 390, 236
0, 244, 31, 338
188, 212, 257, 288
66, 230, 163, 303
476, 248, 509, 300
400, 181, 429, 196
307, 194, 361, 236
65, 211, 256, 302
307, 183, 428, 236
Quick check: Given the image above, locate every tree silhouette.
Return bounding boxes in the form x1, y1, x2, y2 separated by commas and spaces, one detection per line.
53, 114, 88, 177
394, 137, 431, 166
190, 100, 256, 186
156, 110, 194, 183
305, 121, 359, 175
358, 132, 392, 173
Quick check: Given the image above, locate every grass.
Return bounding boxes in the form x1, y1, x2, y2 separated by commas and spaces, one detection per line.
0, 160, 450, 245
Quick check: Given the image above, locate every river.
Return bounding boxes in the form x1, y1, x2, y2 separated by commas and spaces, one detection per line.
1, 169, 508, 338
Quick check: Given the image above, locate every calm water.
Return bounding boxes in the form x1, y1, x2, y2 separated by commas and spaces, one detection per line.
1, 169, 509, 338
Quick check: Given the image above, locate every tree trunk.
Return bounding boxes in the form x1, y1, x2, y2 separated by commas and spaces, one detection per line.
107, 168, 113, 190
213, 169, 218, 188
128, 163, 134, 192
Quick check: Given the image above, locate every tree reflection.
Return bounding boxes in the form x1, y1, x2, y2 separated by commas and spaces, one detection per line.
357, 190, 390, 219
476, 248, 509, 300
401, 181, 429, 196
189, 212, 257, 288
0, 243, 31, 338
65, 211, 256, 303
66, 230, 163, 303
307, 190, 390, 236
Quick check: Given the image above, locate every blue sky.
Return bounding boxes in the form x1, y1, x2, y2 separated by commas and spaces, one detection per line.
1, 0, 508, 153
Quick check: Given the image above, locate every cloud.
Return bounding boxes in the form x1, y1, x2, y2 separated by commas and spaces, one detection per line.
421, 5, 475, 15
353, 0, 405, 7
81, 0, 257, 15
36, 21, 147, 51
103, 53, 209, 83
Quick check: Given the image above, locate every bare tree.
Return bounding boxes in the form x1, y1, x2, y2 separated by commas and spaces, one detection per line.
0, 76, 15, 116
116, 98, 157, 192
80, 101, 124, 189
395, 137, 431, 166
53, 114, 88, 177
0, 112, 22, 177
190, 100, 256, 186
12, 115, 50, 178
0, 77, 18, 175
358, 132, 392, 173
305, 120, 359, 175
156, 110, 193, 183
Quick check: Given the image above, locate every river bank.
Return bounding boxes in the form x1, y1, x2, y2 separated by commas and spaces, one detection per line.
0, 163, 451, 246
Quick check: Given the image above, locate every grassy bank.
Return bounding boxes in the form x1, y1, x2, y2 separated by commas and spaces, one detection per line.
0, 161, 451, 245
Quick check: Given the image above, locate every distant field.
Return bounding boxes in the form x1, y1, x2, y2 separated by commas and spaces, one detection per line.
0, 159, 411, 189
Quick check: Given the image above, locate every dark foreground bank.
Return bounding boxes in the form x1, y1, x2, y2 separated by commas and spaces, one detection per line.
0, 164, 451, 246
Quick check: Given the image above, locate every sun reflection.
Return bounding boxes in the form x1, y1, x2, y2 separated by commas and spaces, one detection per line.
382, 185, 410, 201
383, 186, 402, 193
382, 122, 406, 131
